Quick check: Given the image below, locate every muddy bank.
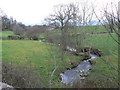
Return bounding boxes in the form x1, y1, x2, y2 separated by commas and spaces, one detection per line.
70, 47, 103, 57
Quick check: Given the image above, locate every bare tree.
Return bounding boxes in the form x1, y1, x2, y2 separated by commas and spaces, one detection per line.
93, 2, 120, 44
46, 3, 79, 29
45, 2, 96, 61
12, 24, 26, 36
25, 25, 46, 40
0, 9, 3, 31
75, 2, 94, 55
45, 3, 80, 60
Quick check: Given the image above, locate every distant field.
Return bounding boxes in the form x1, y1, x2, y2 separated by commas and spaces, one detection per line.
1, 31, 46, 40
76, 25, 108, 33
53, 25, 108, 34
83, 33, 118, 55
52, 28, 118, 56
0, 31, 14, 40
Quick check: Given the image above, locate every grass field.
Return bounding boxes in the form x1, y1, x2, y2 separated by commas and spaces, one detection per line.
2, 25, 119, 88
83, 33, 118, 88
86, 54, 118, 88
83, 33, 118, 55
71, 30, 118, 87
2, 40, 81, 87
53, 25, 108, 34
0, 31, 14, 40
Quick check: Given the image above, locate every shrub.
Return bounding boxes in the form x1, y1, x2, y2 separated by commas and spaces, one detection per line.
2, 62, 45, 88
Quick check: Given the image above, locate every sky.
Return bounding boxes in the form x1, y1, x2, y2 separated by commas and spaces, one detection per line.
0, 0, 119, 25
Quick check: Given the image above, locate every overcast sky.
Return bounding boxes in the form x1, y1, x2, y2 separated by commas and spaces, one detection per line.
0, 0, 119, 25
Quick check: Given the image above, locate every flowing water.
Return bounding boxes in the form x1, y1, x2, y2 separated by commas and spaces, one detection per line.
60, 46, 99, 86
38, 41, 100, 86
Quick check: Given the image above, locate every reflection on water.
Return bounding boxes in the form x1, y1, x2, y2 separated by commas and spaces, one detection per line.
60, 53, 99, 86
90, 54, 99, 59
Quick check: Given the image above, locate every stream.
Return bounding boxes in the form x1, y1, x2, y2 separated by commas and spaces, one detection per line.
38, 40, 100, 87
60, 46, 99, 86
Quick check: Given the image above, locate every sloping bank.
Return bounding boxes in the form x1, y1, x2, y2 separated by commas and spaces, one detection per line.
60, 46, 101, 87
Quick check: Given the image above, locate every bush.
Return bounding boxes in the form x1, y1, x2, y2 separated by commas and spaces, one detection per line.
12, 24, 26, 37
2, 62, 45, 88
25, 26, 46, 40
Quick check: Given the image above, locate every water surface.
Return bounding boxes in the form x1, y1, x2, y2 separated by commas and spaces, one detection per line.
60, 54, 99, 86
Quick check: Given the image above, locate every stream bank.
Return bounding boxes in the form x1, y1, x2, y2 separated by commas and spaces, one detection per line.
60, 46, 101, 87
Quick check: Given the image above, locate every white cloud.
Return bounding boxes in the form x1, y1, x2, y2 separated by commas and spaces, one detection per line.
0, 0, 119, 25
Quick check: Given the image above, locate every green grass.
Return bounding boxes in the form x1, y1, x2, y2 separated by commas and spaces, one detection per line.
82, 33, 118, 88
86, 54, 118, 88
51, 25, 118, 56
73, 25, 108, 34
0, 31, 14, 40
53, 25, 108, 34
73, 33, 118, 88
0, 40, 2, 61
83, 33, 118, 55
47, 26, 119, 88
2, 40, 80, 87
38, 34, 46, 40
2, 25, 119, 88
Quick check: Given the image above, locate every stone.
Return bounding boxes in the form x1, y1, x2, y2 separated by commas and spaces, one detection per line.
0, 82, 15, 90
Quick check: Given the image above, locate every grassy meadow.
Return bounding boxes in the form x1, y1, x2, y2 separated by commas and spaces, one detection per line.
1, 25, 119, 88
2, 40, 80, 87
52, 25, 108, 34
0, 31, 14, 40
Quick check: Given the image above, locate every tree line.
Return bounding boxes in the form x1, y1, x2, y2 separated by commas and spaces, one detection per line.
0, 9, 53, 40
